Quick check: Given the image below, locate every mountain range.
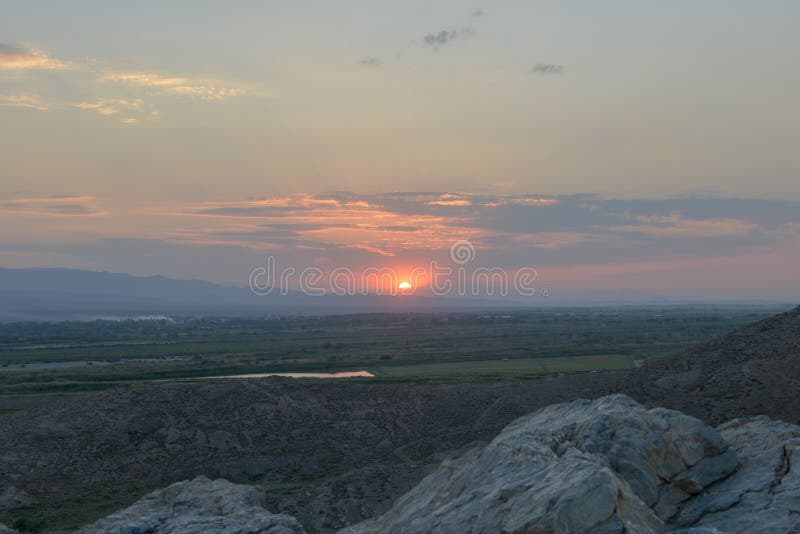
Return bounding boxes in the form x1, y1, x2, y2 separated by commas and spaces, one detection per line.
0, 266, 785, 321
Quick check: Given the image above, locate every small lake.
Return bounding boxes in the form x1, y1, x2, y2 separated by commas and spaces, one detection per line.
0, 360, 374, 379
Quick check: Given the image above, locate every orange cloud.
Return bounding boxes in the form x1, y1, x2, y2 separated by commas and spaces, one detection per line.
0, 43, 71, 70
0, 93, 49, 111
73, 98, 154, 124
99, 71, 247, 100
429, 199, 472, 206
428, 193, 474, 206
171, 194, 486, 255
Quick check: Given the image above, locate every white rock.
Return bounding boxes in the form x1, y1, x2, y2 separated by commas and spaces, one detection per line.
343, 395, 736, 534
669, 416, 800, 533
77, 476, 306, 534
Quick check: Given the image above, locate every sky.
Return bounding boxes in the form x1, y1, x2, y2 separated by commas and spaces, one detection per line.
1, 1, 799, 300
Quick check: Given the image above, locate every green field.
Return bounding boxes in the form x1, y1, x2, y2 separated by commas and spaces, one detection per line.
0, 306, 786, 396
374, 354, 635, 380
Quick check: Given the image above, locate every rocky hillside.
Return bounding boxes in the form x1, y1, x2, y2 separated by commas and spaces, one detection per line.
0, 377, 606, 531
629, 305, 800, 424
75, 395, 800, 533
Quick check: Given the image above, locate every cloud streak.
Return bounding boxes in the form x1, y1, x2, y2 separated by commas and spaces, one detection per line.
73, 98, 157, 124
0, 196, 106, 217
0, 43, 71, 70
613, 213, 759, 238
359, 57, 381, 68
0, 93, 49, 111
99, 71, 247, 100
531, 64, 564, 75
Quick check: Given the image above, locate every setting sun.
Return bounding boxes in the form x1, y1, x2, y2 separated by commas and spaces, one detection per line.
398, 281, 412, 290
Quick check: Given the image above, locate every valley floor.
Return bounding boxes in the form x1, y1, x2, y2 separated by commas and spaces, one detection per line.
2, 304, 799, 532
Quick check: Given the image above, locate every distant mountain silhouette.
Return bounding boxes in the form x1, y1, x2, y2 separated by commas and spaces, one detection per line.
0, 267, 520, 321
0, 266, 785, 321
0, 267, 248, 302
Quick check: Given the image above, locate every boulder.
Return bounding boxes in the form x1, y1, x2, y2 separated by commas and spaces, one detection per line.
77, 476, 306, 534
342, 395, 736, 533
669, 416, 800, 533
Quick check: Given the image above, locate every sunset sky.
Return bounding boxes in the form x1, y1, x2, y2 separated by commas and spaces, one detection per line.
2, 1, 799, 299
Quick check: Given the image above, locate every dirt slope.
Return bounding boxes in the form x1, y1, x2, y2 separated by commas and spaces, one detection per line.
627, 305, 800, 424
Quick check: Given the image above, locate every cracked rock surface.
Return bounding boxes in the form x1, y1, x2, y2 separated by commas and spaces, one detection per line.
669, 416, 800, 533
343, 395, 800, 534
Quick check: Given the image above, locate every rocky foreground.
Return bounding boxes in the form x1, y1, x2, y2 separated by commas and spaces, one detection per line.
68, 395, 800, 534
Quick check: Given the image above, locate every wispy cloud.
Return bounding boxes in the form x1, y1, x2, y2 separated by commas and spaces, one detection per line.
99, 71, 247, 100
74, 98, 140, 115
173, 193, 478, 254
428, 194, 473, 206
359, 57, 382, 68
423, 28, 474, 49
614, 212, 759, 238
531, 64, 564, 75
0, 93, 49, 111
483, 196, 560, 207
73, 98, 155, 124
0, 43, 71, 70
1, 42, 250, 124
0, 196, 106, 217
98, 72, 188, 87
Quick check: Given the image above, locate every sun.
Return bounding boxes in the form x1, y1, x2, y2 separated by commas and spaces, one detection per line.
398, 281, 412, 290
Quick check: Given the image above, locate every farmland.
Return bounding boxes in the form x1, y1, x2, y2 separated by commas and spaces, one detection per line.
0, 306, 783, 396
